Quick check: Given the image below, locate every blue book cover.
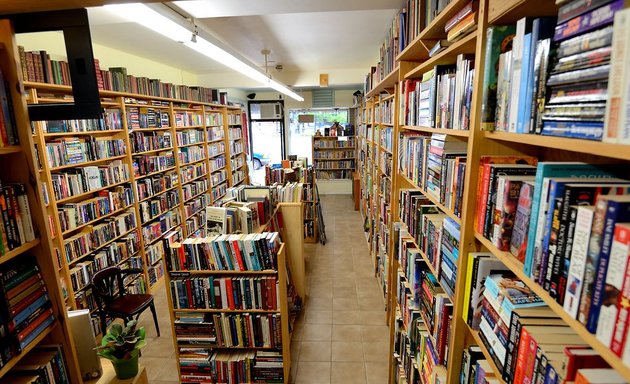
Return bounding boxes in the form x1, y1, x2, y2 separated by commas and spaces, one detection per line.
516, 33, 533, 134
524, 163, 620, 277
587, 196, 630, 332
18, 314, 55, 351
12, 293, 50, 326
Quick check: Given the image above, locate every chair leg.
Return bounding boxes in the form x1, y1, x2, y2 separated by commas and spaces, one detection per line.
149, 302, 160, 337
99, 313, 108, 335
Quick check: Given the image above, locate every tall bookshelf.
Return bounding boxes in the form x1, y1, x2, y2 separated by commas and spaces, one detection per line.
0, 19, 82, 383
24, 82, 250, 337
312, 135, 356, 181
302, 167, 318, 243
358, 0, 630, 383
227, 107, 248, 188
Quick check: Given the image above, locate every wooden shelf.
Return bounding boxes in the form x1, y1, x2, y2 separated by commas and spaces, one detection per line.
49, 154, 128, 171
366, 66, 400, 98
469, 328, 506, 383
176, 141, 205, 148
125, 103, 170, 109
61, 204, 133, 237
133, 147, 174, 155
487, 0, 558, 24
399, 173, 461, 225
42, 129, 125, 138
208, 151, 226, 159
67, 225, 139, 266
475, 233, 630, 382
55, 178, 131, 204
401, 125, 470, 137
180, 157, 207, 167
0, 239, 41, 265
171, 308, 280, 313
142, 205, 181, 226
175, 125, 204, 130
145, 223, 181, 247
129, 127, 172, 132
139, 184, 179, 203
207, 137, 225, 144
314, 147, 355, 150
183, 188, 209, 204
484, 131, 630, 161
134, 166, 177, 180
182, 172, 208, 185
405, 31, 478, 79
209, 165, 226, 173
0, 322, 57, 378
0, 145, 21, 155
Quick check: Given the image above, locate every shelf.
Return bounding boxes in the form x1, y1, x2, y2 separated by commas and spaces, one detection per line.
405, 31, 478, 79
55, 179, 131, 204
469, 328, 506, 383
142, 204, 181, 226
139, 184, 179, 203
175, 125, 204, 130
176, 141, 205, 148
232, 179, 244, 187
401, 125, 470, 138
180, 157, 206, 167
145, 223, 181, 247
366, 66, 399, 98
207, 137, 225, 144
182, 172, 208, 185
185, 205, 207, 220
184, 188, 209, 204
208, 151, 226, 159
0, 321, 57, 378
169, 269, 277, 275
42, 129, 125, 138
315, 168, 355, 170
134, 166, 177, 180
173, 107, 203, 112
475, 233, 630, 382
68, 225, 138, 266
210, 165, 226, 173
399, 173, 461, 225
487, 0, 558, 24
133, 147, 174, 155
314, 157, 356, 160
125, 103, 170, 109
212, 191, 227, 202
49, 155, 128, 171
314, 136, 354, 139
129, 127, 172, 132
0, 239, 41, 265
171, 308, 280, 313
61, 204, 133, 237
0, 145, 21, 155
484, 131, 630, 161
175, 344, 280, 350
210, 179, 228, 189
314, 147, 355, 150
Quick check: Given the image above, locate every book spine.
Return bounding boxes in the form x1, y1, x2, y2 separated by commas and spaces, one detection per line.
553, 0, 623, 42
563, 206, 595, 318
605, 9, 630, 144
558, 206, 579, 306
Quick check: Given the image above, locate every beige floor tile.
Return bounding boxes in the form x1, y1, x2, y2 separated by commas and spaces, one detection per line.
333, 297, 359, 311
365, 362, 389, 384
331, 341, 364, 362
332, 324, 362, 342
332, 310, 362, 325
307, 297, 333, 311
301, 324, 332, 341
331, 362, 367, 384
295, 362, 331, 384
362, 341, 389, 362
299, 341, 332, 362
358, 311, 388, 326
305, 310, 333, 324
361, 325, 390, 343
141, 336, 176, 358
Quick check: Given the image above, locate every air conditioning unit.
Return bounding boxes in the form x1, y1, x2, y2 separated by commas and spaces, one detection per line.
260, 103, 282, 119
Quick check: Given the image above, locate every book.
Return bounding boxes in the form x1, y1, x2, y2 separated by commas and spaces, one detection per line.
575, 368, 626, 383
491, 175, 535, 251
553, 0, 623, 42
510, 181, 535, 260
206, 206, 227, 236
602, 8, 630, 144
484, 272, 545, 320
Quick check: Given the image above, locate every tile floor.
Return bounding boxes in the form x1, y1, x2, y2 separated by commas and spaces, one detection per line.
136, 194, 390, 383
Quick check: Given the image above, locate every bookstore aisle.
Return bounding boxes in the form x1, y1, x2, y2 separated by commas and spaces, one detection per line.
136, 194, 389, 384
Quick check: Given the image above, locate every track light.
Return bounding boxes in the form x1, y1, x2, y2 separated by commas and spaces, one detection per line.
191, 26, 198, 43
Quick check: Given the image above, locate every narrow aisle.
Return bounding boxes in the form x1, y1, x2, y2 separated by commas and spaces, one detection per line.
291, 194, 389, 384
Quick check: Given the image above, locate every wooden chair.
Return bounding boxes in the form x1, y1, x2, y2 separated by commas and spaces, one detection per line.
91, 267, 160, 337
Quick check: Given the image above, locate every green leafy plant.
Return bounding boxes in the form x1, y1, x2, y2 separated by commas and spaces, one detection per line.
95, 320, 146, 361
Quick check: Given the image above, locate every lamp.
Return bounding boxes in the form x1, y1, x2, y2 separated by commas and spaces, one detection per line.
104, 3, 305, 102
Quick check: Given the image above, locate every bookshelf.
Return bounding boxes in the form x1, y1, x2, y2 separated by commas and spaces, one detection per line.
302, 167, 318, 243
25, 79, 250, 337
227, 107, 249, 188
0, 19, 81, 382
357, 0, 630, 383
312, 135, 356, 181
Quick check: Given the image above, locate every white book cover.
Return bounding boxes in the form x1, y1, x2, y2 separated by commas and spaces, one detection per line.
563, 205, 596, 318
82, 166, 102, 190
508, 17, 527, 133
603, 9, 630, 143
206, 206, 227, 236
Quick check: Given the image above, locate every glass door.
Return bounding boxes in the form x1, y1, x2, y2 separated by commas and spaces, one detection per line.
248, 101, 285, 185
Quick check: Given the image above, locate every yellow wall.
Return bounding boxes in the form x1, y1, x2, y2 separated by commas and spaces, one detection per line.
16, 31, 198, 85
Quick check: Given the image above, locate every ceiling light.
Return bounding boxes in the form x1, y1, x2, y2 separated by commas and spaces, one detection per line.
103, 3, 304, 102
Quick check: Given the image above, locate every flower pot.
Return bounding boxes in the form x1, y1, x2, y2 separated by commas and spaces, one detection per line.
111, 350, 139, 380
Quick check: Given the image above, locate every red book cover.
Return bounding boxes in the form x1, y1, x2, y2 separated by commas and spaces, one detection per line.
564, 347, 609, 381
17, 308, 53, 342
271, 276, 277, 310
612, 231, 630, 355
184, 279, 193, 309
9, 285, 47, 316
513, 326, 532, 384
178, 245, 187, 271
231, 239, 245, 271
225, 278, 235, 310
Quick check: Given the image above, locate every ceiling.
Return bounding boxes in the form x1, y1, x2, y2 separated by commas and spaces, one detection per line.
83, 0, 403, 90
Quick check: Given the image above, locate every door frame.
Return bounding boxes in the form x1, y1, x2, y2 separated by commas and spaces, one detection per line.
247, 100, 286, 161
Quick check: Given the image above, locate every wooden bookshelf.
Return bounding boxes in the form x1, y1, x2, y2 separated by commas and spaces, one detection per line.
358, 0, 630, 383
312, 135, 356, 181
0, 19, 82, 382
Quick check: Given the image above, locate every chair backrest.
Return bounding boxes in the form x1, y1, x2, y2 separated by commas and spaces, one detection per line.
91, 266, 125, 306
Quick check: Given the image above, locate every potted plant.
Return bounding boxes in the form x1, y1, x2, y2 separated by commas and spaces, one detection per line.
95, 320, 147, 379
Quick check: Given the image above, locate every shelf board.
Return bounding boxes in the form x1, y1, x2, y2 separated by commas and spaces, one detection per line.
169, 269, 277, 275
133, 147, 174, 156
68, 225, 139, 266
207, 137, 225, 144
401, 125, 470, 137
129, 127, 172, 132
171, 308, 280, 313
0, 239, 41, 265
366, 66, 400, 98
208, 151, 227, 159
475, 233, 630, 382
180, 157, 207, 167
182, 172, 208, 185
185, 205, 207, 220
0, 145, 22, 155
314, 147, 356, 150
42, 129, 124, 138
49, 154, 128, 171
469, 328, 506, 383
145, 223, 181, 247
0, 322, 57, 377
209, 165, 226, 173
177, 141, 205, 148
125, 103, 170, 109
484, 131, 630, 161
55, 179, 131, 204
399, 174, 461, 225
488, 0, 558, 24
61, 204, 133, 237
314, 157, 356, 160
405, 31, 478, 79
134, 166, 177, 180
315, 168, 355, 170
139, 184, 179, 203
175, 125, 204, 130
142, 205, 181, 227
184, 188, 210, 204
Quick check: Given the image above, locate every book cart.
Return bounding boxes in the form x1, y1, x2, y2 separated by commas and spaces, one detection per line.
358, 0, 630, 383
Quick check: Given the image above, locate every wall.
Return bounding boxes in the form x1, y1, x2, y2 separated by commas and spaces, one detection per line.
16, 31, 198, 85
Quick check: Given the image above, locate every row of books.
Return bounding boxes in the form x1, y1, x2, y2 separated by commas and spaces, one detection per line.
126, 106, 170, 130
49, 161, 130, 202
178, 349, 282, 384
57, 185, 134, 232
139, 190, 180, 223
0, 258, 55, 366
44, 137, 126, 169
166, 233, 280, 272
1, 345, 69, 383
170, 275, 279, 311
39, 110, 122, 134
0, 182, 35, 255
399, 55, 475, 131
312, 137, 356, 148
130, 130, 172, 153
0, 68, 18, 148
19, 48, 229, 104
132, 151, 176, 178
482, 2, 630, 142
398, 133, 467, 217
174, 111, 204, 127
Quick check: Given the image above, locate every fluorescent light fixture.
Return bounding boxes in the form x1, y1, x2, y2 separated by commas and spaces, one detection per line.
104, 3, 304, 102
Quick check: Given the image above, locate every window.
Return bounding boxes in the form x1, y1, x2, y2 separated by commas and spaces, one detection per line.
287, 108, 349, 164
